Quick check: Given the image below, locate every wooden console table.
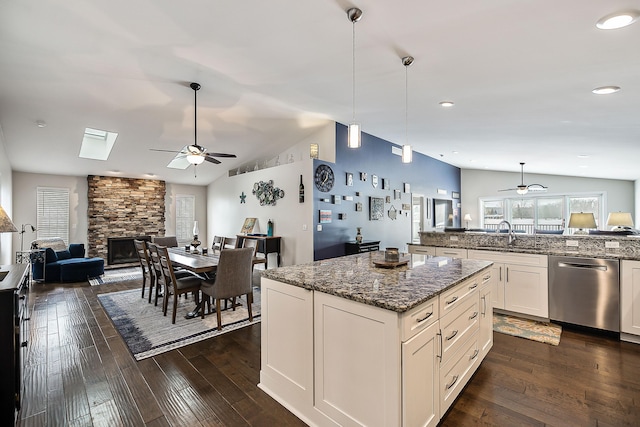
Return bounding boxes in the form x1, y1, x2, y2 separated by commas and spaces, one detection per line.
345, 240, 380, 255
236, 235, 282, 268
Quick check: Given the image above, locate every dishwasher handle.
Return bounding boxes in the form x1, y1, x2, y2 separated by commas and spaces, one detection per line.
557, 262, 608, 271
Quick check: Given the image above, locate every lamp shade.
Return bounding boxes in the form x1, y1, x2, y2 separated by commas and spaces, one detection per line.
186, 154, 205, 165
463, 214, 472, 222
606, 212, 634, 228
0, 206, 18, 233
568, 212, 597, 229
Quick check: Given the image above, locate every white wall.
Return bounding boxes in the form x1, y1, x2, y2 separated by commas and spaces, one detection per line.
461, 169, 635, 229
207, 159, 314, 267
12, 172, 207, 252
0, 127, 15, 264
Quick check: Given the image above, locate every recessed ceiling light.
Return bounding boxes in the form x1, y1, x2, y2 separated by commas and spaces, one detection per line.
439, 101, 454, 107
452, 151, 459, 154
596, 11, 639, 29
577, 154, 590, 159
36, 120, 47, 128
592, 86, 620, 95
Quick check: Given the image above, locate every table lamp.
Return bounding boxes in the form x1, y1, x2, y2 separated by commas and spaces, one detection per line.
464, 214, 472, 229
568, 212, 597, 235
0, 205, 18, 279
606, 212, 634, 231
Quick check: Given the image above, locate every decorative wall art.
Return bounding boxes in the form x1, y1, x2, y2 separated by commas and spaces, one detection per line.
338, 213, 347, 220
343, 195, 354, 201
333, 195, 341, 204
239, 191, 247, 204
385, 195, 391, 203
452, 191, 460, 199
382, 178, 389, 190
394, 189, 401, 200
360, 172, 367, 181
310, 143, 319, 159
241, 218, 257, 234
355, 202, 362, 212
369, 197, 384, 220
404, 182, 410, 193
388, 205, 397, 220
402, 203, 411, 210
371, 174, 378, 188
252, 180, 285, 206
319, 209, 332, 223
346, 172, 353, 186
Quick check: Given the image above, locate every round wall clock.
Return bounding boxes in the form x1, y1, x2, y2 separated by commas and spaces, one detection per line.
314, 164, 335, 192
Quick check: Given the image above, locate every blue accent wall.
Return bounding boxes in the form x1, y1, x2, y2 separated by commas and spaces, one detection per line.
313, 123, 460, 260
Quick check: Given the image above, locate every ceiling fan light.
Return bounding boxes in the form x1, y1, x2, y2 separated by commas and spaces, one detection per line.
516, 186, 528, 195
187, 154, 205, 165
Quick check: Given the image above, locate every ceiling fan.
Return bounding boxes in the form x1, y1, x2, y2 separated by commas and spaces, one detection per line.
151, 82, 236, 167
498, 162, 547, 195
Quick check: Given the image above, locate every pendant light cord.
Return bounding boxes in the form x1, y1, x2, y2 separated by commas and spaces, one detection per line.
405, 64, 408, 145
194, 86, 198, 147
352, 19, 356, 123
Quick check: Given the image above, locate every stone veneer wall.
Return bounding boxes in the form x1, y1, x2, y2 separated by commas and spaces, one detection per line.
87, 175, 166, 262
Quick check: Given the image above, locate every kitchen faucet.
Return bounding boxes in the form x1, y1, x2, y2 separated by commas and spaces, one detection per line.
497, 220, 516, 245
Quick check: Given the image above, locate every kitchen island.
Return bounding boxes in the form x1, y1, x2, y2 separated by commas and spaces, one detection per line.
259, 252, 493, 427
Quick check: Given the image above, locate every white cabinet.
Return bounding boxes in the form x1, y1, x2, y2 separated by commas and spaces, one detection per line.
408, 245, 436, 256
402, 321, 440, 427
435, 247, 467, 259
478, 272, 493, 359
468, 250, 548, 318
621, 260, 640, 343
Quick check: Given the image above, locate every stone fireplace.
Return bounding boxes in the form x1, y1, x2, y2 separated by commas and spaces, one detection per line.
108, 235, 151, 265
87, 175, 166, 265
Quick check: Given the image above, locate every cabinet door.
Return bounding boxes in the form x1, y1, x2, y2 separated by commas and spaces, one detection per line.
504, 264, 549, 318
479, 281, 493, 359
489, 263, 505, 309
435, 247, 467, 259
409, 245, 436, 256
402, 321, 440, 427
621, 260, 640, 337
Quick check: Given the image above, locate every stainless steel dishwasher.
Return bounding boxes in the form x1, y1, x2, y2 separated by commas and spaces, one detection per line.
549, 255, 620, 332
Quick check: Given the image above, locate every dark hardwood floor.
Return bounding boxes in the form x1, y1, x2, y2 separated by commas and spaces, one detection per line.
18, 278, 640, 426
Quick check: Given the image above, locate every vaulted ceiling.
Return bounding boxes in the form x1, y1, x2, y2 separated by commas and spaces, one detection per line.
1, 1, 638, 185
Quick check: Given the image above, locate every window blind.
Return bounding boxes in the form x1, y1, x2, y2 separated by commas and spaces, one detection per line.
36, 187, 70, 245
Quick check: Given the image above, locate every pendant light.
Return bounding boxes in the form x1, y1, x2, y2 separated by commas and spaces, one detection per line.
347, 8, 362, 148
401, 55, 414, 163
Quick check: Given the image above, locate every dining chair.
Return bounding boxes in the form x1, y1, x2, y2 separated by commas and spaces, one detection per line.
221, 236, 238, 250
134, 239, 155, 301
242, 238, 266, 271
212, 235, 223, 254
157, 245, 202, 324
146, 243, 165, 306
152, 235, 179, 247
200, 247, 254, 330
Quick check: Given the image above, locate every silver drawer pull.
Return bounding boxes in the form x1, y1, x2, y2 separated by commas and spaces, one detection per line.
445, 296, 458, 305
446, 375, 459, 390
469, 349, 479, 361
445, 330, 458, 341
469, 311, 478, 320
469, 283, 478, 290
416, 312, 433, 323
483, 275, 490, 281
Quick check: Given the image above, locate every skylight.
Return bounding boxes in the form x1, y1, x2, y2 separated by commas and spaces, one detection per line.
79, 127, 118, 160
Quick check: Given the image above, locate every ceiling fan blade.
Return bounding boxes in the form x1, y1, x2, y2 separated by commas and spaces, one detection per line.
204, 156, 221, 164
498, 188, 517, 192
150, 148, 182, 153
206, 152, 237, 158
527, 184, 548, 192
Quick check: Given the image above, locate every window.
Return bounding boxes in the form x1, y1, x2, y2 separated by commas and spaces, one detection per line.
480, 192, 604, 234
36, 187, 70, 244
175, 195, 195, 246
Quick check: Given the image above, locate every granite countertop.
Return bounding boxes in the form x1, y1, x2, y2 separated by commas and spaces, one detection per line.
261, 251, 492, 313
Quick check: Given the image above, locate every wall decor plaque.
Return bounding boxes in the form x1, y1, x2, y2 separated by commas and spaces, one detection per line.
369, 197, 384, 220
371, 174, 378, 188
346, 172, 353, 186
252, 180, 284, 206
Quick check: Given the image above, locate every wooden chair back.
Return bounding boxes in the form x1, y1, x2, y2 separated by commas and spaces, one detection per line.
134, 239, 154, 301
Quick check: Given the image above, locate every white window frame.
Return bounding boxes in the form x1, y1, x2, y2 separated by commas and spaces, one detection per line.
479, 191, 606, 234
175, 194, 195, 246
36, 187, 70, 245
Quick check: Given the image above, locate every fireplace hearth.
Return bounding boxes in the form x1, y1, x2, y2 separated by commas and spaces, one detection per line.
108, 236, 151, 265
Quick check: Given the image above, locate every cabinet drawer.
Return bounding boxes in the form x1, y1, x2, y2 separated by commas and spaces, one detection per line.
439, 276, 480, 316
435, 247, 467, 259
440, 330, 480, 415
401, 297, 439, 342
408, 245, 436, 256
440, 297, 479, 363
468, 250, 547, 267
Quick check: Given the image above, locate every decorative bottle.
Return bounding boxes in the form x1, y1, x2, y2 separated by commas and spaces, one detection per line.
355, 227, 363, 243
299, 175, 304, 203
267, 219, 274, 237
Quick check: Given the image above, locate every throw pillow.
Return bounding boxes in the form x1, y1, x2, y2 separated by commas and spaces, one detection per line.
56, 249, 72, 260
69, 243, 85, 258
45, 247, 58, 263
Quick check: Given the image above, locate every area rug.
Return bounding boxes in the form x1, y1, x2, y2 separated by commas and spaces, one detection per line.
493, 313, 561, 346
98, 288, 261, 360
89, 267, 143, 286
